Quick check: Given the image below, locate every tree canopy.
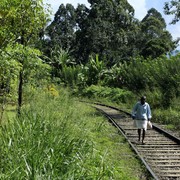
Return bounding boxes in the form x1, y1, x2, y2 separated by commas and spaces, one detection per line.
45, 1, 177, 65
0, 0, 50, 113
138, 8, 176, 58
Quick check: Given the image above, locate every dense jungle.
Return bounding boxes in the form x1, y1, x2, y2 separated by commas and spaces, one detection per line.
0, 0, 179, 179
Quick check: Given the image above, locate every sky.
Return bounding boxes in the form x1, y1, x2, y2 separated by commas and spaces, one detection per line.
44, 0, 180, 48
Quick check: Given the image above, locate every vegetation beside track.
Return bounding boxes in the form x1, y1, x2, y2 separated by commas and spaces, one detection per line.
0, 0, 179, 179
0, 88, 151, 179
78, 85, 180, 137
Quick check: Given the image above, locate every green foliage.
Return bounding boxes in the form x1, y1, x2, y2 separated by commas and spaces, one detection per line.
107, 54, 180, 108
50, 48, 76, 78
48, 48, 81, 87
154, 108, 180, 131
61, 65, 81, 87
46, 0, 138, 64
0, 0, 49, 48
0, 42, 51, 117
84, 55, 107, 85
138, 8, 176, 58
0, 89, 143, 179
0, 46, 20, 104
0, 0, 51, 113
151, 55, 180, 107
50, 53, 108, 88
106, 57, 154, 91
77, 0, 135, 63
47, 4, 76, 50
49, 48, 180, 110
45, 1, 177, 65
7, 43, 51, 86
82, 85, 134, 104
0, 48, 20, 88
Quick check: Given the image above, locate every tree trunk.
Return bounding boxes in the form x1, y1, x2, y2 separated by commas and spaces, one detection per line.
18, 70, 23, 115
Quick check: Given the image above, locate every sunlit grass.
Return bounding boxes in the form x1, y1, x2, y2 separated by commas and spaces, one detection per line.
0, 88, 150, 179
0, 104, 16, 125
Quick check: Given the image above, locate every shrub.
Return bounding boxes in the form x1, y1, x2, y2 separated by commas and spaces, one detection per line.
153, 108, 180, 131
82, 85, 134, 103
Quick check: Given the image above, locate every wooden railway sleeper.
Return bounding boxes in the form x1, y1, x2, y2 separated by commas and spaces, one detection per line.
91, 103, 180, 180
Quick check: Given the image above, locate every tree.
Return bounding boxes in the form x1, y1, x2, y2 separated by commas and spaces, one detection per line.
45, 0, 136, 65
74, 0, 136, 65
164, 0, 180, 24
46, 4, 77, 51
0, 0, 49, 114
138, 8, 176, 59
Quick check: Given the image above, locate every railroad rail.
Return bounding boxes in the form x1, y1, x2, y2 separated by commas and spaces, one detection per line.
91, 103, 180, 180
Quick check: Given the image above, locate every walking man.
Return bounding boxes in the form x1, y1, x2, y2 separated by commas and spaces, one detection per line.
132, 96, 152, 144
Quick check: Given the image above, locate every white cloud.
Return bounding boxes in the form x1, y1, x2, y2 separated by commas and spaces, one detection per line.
127, 0, 147, 20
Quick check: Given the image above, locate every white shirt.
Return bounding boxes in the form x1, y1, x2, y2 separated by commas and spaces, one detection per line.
132, 102, 152, 120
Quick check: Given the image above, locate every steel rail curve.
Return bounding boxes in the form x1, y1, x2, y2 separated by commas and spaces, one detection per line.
87, 102, 180, 180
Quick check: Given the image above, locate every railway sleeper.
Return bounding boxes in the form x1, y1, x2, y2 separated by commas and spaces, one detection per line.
92, 103, 180, 179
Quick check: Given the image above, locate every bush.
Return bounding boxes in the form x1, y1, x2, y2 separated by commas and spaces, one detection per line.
153, 108, 180, 131
82, 85, 134, 103
114, 55, 180, 108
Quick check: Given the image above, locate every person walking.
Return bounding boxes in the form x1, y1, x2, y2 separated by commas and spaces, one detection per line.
132, 96, 152, 144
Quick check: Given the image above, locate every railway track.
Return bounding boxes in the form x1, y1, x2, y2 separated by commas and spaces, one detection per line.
92, 103, 180, 180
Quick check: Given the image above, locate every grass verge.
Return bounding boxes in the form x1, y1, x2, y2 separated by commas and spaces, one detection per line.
0, 88, 151, 179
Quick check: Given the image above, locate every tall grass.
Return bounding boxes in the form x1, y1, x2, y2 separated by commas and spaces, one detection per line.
0, 88, 146, 179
